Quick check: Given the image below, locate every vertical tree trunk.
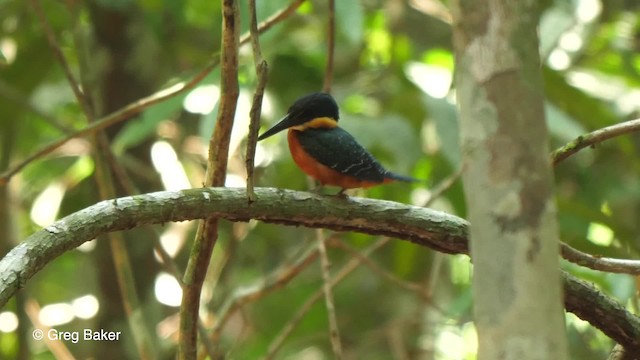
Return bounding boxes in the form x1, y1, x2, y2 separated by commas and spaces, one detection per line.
451, 1, 568, 359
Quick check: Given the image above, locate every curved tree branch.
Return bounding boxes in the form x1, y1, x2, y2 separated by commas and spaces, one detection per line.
561, 243, 640, 275
563, 271, 640, 356
551, 118, 640, 166
0, 187, 639, 351
550, 118, 640, 276
0, 187, 466, 309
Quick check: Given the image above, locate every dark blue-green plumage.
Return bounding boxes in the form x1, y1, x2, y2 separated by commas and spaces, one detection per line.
296, 127, 414, 183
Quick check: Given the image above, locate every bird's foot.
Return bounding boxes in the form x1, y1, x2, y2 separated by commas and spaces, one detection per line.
335, 188, 350, 198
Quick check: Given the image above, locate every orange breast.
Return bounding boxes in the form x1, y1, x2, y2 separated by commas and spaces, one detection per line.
287, 130, 390, 189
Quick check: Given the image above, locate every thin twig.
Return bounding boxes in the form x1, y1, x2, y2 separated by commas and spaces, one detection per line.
246, 62, 268, 202
330, 239, 429, 299
179, 0, 240, 358
425, 252, 445, 300
322, 0, 336, 93
209, 244, 319, 346
240, 0, 307, 45
248, 0, 264, 68
25, 299, 76, 360
551, 118, 640, 166
387, 322, 410, 360
316, 229, 343, 359
246, 0, 269, 202
29, 0, 93, 119
331, 239, 448, 316
264, 237, 390, 360
561, 243, 640, 275
422, 168, 463, 303
93, 136, 154, 360
549, 118, 640, 275
422, 166, 463, 207
0, 62, 218, 185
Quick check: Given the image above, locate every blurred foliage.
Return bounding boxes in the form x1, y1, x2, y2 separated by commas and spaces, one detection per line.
0, 0, 639, 359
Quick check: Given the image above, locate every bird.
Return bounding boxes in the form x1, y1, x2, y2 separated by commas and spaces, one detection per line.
257, 92, 416, 195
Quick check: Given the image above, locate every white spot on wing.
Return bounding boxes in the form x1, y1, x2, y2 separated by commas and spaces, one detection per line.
343, 159, 365, 173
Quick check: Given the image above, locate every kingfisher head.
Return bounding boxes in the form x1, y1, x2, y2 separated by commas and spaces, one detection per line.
258, 92, 339, 141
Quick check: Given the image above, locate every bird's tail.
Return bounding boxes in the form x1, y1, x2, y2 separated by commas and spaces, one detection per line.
384, 172, 420, 183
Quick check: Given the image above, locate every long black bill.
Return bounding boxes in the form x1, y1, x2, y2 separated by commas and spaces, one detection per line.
257, 113, 294, 141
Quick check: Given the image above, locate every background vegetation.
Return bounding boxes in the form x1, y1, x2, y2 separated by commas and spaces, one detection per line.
0, 0, 639, 359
